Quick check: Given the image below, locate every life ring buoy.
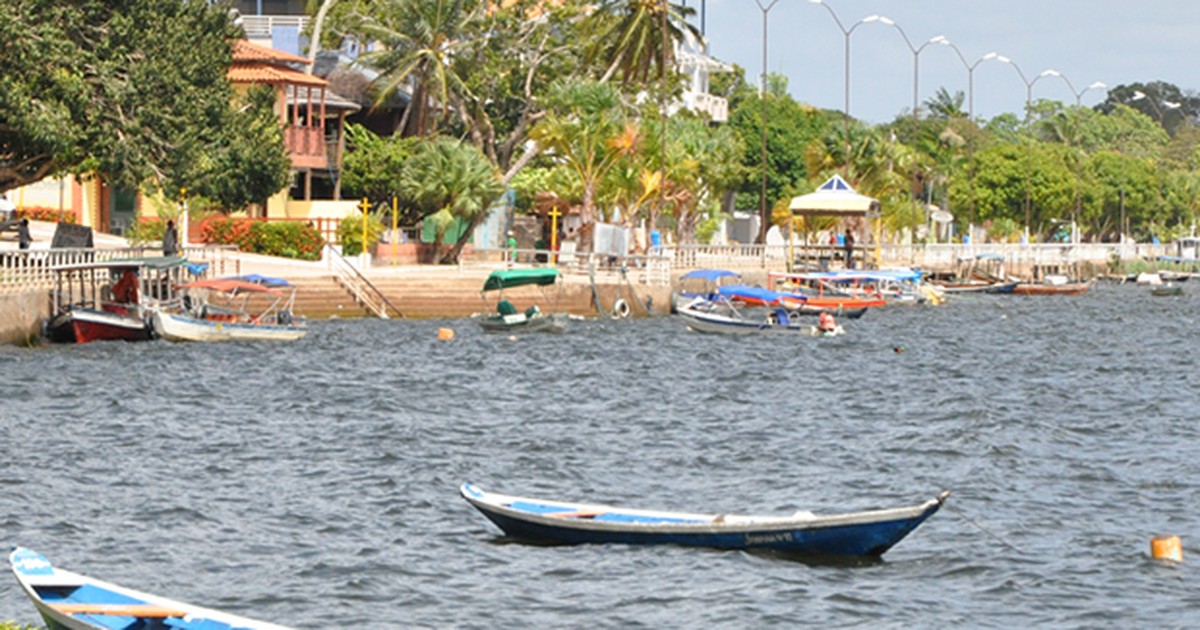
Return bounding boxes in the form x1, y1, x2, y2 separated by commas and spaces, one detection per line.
612, 298, 631, 319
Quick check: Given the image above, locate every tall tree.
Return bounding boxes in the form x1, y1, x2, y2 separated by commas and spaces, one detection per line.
585, 0, 701, 85
0, 0, 285, 204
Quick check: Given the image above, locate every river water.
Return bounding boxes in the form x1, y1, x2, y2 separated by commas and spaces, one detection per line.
1, 282, 1197, 628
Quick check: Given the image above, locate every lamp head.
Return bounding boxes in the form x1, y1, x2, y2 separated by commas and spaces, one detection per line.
1131, 90, 1146, 101
1040, 69, 1061, 78
1165, 100, 1182, 110
929, 35, 948, 44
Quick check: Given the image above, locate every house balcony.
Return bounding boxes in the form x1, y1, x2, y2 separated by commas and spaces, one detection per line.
681, 91, 728, 123
286, 125, 327, 169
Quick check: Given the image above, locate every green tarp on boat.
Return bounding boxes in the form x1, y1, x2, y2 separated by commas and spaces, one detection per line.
482, 268, 561, 292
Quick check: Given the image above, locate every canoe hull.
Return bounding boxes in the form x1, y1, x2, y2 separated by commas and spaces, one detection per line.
1012, 283, 1091, 296
9, 547, 293, 630
461, 483, 945, 557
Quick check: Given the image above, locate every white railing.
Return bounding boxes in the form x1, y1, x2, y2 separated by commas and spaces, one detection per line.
0, 247, 239, 291
240, 15, 311, 40
322, 244, 400, 318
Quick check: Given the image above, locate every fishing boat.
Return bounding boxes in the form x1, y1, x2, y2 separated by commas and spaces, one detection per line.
478, 268, 568, 333
45, 257, 193, 343
460, 483, 948, 557
676, 296, 844, 336
1151, 284, 1183, 297
772, 269, 944, 305
1012, 275, 1091, 296
9, 547, 293, 630
152, 277, 306, 342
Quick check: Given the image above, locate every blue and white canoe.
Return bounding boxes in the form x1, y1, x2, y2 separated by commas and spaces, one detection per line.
9, 547, 293, 630
460, 483, 948, 557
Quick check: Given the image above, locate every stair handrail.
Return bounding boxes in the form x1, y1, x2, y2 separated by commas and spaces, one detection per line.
323, 244, 403, 319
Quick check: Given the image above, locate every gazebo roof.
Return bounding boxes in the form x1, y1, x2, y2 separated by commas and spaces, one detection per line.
789, 174, 880, 217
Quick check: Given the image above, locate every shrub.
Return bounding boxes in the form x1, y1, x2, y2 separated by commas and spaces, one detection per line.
124, 217, 166, 246
18, 206, 77, 223
338, 212, 385, 256
202, 218, 324, 261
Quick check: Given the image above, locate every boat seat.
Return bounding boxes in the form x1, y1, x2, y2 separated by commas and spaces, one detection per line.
773, 308, 790, 326
525, 304, 540, 317
497, 299, 517, 316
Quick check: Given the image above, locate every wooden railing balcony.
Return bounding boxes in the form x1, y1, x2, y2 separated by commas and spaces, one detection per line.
285, 125, 327, 169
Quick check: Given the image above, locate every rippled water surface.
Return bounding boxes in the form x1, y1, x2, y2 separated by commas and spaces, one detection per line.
2, 282, 1198, 628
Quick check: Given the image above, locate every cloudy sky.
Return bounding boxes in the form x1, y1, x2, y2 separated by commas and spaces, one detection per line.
697, 0, 1200, 123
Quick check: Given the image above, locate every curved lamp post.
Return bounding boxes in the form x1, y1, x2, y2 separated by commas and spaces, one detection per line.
942, 43, 999, 226
1040, 69, 1107, 233
810, 0, 887, 175
1131, 89, 1182, 125
996, 57, 1060, 234
755, 0, 781, 244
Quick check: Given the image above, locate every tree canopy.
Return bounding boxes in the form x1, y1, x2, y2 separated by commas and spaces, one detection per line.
0, 0, 289, 206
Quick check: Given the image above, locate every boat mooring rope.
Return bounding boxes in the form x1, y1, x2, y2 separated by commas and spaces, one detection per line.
943, 501, 1023, 554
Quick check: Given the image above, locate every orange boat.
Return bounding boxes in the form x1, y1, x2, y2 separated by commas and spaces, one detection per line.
767, 272, 889, 309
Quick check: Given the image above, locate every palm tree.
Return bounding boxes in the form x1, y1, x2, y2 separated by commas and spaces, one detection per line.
399, 136, 505, 262
586, 0, 702, 85
357, 0, 484, 136
529, 79, 638, 229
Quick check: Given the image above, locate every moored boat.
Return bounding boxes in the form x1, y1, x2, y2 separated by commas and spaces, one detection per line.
45, 257, 193, 343
1012, 275, 1091, 296
9, 547, 293, 630
676, 298, 844, 336
670, 269, 741, 312
152, 277, 306, 342
460, 483, 948, 556
478, 268, 569, 333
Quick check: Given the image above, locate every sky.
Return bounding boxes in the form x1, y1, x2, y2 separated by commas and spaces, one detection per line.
696, 0, 1200, 124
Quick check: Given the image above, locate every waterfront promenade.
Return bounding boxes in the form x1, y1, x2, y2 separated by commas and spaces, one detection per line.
0, 218, 1185, 345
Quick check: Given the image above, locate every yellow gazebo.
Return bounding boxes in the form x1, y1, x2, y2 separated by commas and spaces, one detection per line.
788, 175, 881, 268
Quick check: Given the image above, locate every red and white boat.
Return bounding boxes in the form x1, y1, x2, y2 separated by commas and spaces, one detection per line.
46, 257, 192, 343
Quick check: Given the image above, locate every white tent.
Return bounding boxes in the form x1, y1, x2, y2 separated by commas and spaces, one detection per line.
789, 174, 880, 217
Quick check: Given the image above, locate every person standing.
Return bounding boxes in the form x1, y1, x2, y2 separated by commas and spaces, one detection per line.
506, 230, 518, 266
17, 218, 31, 250
162, 219, 179, 257
843, 229, 855, 268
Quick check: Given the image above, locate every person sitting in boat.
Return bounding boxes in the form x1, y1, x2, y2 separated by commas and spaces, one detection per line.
818, 311, 838, 333
112, 269, 139, 304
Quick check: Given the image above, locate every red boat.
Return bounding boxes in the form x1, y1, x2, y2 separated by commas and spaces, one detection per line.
46, 257, 192, 343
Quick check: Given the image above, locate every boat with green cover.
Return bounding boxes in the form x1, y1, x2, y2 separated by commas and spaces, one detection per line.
478, 268, 569, 333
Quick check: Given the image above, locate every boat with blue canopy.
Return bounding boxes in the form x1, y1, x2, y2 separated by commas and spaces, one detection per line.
461, 483, 948, 557
9, 547, 293, 630
671, 269, 742, 312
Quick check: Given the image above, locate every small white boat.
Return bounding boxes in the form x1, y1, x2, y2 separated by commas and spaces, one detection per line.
152, 277, 306, 342
676, 298, 844, 336
9, 547, 293, 630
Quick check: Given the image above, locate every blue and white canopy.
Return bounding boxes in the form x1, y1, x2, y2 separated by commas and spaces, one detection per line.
789, 175, 880, 217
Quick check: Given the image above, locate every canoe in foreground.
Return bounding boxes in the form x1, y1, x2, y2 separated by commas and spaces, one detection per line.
9, 547, 293, 630
460, 483, 948, 557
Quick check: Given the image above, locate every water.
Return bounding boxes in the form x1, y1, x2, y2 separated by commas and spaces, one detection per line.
2, 282, 1198, 628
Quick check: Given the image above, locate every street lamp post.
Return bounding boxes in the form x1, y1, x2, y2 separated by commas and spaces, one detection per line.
810, 0, 886, 175
943, 43, 998, 228
1131, 89, 1182, 126
875, 20, 947, 133
1041, 69, 1107, 233
755, 0, 781, 245
996, 57, 1059, 235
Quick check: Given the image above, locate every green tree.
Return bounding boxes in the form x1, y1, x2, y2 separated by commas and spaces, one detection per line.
340, 123, 420, 221
529, 79, 636, 227
0, 0, 285, 203
399, 136, 505, 263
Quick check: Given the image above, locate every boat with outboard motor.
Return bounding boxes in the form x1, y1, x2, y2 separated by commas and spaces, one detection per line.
676, 294, 844, 336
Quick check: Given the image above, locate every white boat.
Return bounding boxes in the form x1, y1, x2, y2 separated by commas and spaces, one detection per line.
152, 277, 306, 342
9, 547, 293, 630
676, 298, 844, 336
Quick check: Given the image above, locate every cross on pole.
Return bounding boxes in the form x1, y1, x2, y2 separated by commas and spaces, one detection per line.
548, 205, 562, 264
358, 197, 371, 257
